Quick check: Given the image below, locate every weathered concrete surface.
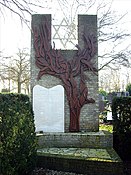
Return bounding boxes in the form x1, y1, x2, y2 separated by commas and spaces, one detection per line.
37, 131, 113, 149
37, 147, 124, 175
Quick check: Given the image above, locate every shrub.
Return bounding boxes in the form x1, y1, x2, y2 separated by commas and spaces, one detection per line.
99, 89, 107, 97
126, 83, 131, 96
0, 93, 37, 175
112, 97, 131, 160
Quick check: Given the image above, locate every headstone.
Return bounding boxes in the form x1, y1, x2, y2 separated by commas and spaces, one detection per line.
107, 111, 113, 121
117, 92, 121, 97
33, 85, 64, 132
106, 105, 112, 121
126, 91, 129, 96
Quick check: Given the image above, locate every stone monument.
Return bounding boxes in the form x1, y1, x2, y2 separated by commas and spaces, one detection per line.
30, 14, 123, 175
31, 14, 99, 133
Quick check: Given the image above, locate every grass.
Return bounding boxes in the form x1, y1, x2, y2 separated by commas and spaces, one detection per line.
99, 124, 113, 133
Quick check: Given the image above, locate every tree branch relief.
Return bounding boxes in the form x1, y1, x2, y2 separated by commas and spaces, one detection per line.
33, 18, 97, 132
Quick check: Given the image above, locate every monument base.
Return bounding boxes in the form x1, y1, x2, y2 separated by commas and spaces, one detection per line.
36, 131, 124, 175
37, 148, 123, 175
37, 130, 113, 149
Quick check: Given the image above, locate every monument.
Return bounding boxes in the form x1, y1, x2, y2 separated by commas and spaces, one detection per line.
30, 14, 123, 174
31, 14, 99, 133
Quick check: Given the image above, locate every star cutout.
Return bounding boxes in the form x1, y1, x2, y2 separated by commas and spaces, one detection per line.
53, 18, 77, 48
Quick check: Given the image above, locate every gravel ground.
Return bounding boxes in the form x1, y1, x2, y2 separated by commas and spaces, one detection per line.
31, 168, 83, 175
31, 161, 131, 175
123, 161, 131, 175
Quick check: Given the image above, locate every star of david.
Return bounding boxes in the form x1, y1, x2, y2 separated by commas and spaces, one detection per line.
53, 18, 77, 48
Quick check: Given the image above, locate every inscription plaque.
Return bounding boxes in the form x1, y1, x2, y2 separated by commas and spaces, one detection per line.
33, 85, 64, 132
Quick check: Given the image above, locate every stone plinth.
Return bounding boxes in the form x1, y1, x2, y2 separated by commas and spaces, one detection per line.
37, 148, 124, 175
37, 131, 113, 149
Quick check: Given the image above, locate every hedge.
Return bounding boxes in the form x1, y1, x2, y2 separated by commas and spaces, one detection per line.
112, 97, 131, 160
0, 93, 37, 175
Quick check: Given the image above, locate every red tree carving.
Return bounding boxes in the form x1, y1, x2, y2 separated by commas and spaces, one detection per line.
33, 19, 97, 132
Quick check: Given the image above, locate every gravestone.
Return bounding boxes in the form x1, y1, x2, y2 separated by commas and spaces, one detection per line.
31, 14, 99, 132
33, 85, 64, 132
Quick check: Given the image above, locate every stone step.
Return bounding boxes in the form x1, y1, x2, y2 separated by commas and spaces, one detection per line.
36, 130, 113, 149
37, 147, 124, 175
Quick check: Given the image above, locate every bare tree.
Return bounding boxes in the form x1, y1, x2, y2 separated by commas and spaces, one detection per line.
0, 53, 12, 92
0, 0, 48, 26
97, 3, 131, 70
0, 48, 30, 93
99, 68, 129, 92
56, 0, 131, 70
0, 0, 130, 70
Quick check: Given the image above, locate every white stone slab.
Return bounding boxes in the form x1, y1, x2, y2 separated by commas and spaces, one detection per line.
107, 111, 113, 120
33, 85, 64, 132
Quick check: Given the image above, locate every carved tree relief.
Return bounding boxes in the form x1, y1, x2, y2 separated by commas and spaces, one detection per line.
33, 19, 97, 132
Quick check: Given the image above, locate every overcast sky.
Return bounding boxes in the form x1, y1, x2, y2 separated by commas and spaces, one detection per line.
0, 0, 131, 56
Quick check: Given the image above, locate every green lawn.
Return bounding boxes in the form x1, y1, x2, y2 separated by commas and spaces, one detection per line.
99, 124, 113, 133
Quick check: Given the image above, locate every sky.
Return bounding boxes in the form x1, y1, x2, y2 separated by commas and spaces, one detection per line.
0, 0, 131, 56
0, 0, 131, 92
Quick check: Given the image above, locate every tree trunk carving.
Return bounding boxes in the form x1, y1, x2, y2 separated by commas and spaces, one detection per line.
33, 19, 97, 132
